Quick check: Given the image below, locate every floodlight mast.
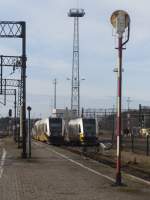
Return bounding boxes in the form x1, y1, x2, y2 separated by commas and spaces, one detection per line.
68, 8, 85, 117
111, 10, 130, 186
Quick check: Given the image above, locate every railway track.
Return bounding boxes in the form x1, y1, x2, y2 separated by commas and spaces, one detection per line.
33, 139, 150, 183
61, 145, 150, 182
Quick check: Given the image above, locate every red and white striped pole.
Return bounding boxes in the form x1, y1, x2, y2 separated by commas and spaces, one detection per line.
116, 36, 123, 185
111, 10, 130, 186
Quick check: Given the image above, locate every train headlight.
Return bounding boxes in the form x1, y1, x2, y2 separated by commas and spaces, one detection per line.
80, 133, 84, 142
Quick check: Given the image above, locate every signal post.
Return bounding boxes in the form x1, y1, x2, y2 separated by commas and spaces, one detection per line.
110, 10, 130, 185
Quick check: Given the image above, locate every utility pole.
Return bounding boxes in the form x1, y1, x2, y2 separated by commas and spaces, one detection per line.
111, 10, 130, 186
8, 109, 12, 136
127, 97, 132, 111
53, 78, 57, 109
27, 106, 32, 158
21, 22, 27, 159
68, 8, 85, 117
14, 89, 17, 141
139, 104, 142, 129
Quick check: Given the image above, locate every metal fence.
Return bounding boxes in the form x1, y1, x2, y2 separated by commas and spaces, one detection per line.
83, 108, 150, 156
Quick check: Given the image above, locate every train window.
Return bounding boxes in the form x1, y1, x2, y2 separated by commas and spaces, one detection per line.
83, 119, 96, 136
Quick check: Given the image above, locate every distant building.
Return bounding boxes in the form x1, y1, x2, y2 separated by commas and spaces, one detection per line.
52, 108, 76, 120
52, 109, 65, 118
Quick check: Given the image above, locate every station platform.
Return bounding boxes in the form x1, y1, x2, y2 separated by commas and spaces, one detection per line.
0, 137, 150, 200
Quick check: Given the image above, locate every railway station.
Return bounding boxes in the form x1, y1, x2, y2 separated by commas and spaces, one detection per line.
1, 0, 150, 199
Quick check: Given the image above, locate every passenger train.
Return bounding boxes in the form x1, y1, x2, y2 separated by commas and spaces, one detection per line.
32, 117, 65, 145
65, 118, 99, 146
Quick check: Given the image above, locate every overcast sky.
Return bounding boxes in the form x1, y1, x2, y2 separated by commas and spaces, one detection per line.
0, 0, 150, 118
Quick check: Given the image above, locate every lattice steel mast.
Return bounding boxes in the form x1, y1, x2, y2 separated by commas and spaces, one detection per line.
0, 21, 27, 158
68, 8, 85, 117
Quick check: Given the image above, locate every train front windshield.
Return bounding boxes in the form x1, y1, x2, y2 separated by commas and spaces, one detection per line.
83, 119, 96, 137
49, 118, 62, 136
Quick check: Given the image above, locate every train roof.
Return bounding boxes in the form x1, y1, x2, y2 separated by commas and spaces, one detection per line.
34, 118, 49, 126
34, 117, 63, 126
69, 118, 95, 125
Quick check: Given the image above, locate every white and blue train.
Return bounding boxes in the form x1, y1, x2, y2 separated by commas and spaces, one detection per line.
32, 117, 65, 145
65, 118, 99, 146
